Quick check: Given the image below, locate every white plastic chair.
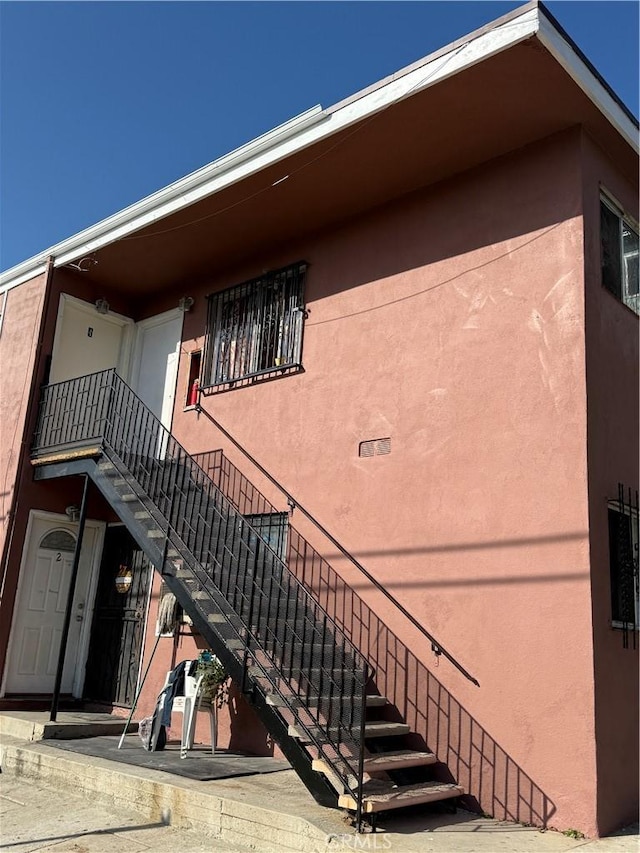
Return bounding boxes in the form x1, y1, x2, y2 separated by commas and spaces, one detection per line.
174, 672, 217, 759
150, 665, 217, 758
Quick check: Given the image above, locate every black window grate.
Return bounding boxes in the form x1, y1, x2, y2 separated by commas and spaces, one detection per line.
608, 483, 639, 649
202, 262, 307, 390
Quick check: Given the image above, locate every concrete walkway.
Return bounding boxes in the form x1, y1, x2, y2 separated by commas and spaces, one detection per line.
0, 711, 638, 853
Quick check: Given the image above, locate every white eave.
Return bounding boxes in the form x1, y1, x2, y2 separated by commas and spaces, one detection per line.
1, 0, 637, 295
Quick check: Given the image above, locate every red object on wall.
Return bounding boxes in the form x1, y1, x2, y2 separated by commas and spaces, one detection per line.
188, 378, 199, 407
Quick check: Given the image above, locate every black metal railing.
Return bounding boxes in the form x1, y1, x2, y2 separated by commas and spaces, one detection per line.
609, 484, 639, 649
194, 408, 479, 687
32, 369, 370, 823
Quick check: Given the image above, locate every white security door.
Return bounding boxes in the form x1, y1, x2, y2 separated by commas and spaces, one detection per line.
6, 518, 98, 695
131, 311, 183, 429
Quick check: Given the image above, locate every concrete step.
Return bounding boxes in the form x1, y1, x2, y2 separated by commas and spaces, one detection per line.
312, 749, 437, 782
361, 749, 437, 773
339, 780, 464, 813
288, 721, 410, 741
364, 695, 388, 707
363, 721, 410, 739
266, 694, 388, 710
0, 733, 344, 852
0, 711, 135, 742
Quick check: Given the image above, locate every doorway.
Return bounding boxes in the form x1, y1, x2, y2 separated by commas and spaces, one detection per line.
4, 513, 103, 696
130, 310, 183, 429
83, 526, 153, 707
49, 294, 134, 384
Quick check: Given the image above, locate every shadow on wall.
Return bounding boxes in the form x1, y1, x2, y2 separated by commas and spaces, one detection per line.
227, 682, 275, 757
193, 449, 555, 827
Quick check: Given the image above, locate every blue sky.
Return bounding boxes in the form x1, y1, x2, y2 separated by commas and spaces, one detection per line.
1, 1, 638, 273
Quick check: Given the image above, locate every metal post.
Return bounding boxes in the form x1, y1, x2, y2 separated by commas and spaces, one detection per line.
50, 474, 90, 722
118, 630, 162, 749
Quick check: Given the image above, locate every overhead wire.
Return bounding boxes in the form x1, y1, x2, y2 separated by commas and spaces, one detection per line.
118, 18, 531, 243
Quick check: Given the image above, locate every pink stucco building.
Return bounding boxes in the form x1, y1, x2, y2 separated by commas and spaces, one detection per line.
0, 2, 637, 837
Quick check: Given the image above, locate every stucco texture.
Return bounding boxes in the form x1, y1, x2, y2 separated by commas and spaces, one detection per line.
0, 275, 47, 585
165, 129, 598, 833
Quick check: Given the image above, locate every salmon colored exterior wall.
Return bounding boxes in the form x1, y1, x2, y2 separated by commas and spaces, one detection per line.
0, 269, 126, 684
130, 127, 597, 833
1, 121, 635, 838
581, 133, 639, 835
0, 273, 48, 638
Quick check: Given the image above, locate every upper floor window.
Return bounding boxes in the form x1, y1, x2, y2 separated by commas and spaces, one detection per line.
600, 195, 639, 315
202, 262, 307, 390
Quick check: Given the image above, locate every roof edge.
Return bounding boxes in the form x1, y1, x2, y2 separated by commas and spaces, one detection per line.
1, 1, 637, 293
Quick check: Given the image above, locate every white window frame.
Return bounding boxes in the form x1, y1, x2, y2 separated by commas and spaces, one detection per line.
600, 193, 639, 315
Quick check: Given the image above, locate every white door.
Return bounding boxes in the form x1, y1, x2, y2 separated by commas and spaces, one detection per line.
5, 517, 98, 695
49, 295, 133, 384
131, 311, 183, 429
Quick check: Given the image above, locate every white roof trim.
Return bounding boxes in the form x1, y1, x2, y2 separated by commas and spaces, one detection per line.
537, 13, 638, 154
1, 2, 636, 293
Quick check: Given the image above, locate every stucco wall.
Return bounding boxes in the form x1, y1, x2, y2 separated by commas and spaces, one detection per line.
0, 269, 125, 685
156, 128, 597, 833
0, 274, 48, 600
581, 132, 639, 836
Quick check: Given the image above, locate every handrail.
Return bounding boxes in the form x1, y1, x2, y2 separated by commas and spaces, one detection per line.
32, 369, 370, 813
196, 404, 480, 687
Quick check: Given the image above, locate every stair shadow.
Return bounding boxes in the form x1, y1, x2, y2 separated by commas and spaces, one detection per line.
195, 449, 555, 827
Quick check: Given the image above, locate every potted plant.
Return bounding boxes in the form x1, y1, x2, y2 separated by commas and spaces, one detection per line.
195, 649, 228, 709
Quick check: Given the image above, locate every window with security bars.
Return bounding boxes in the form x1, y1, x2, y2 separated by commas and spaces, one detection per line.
600, 196, 639, 315
203, 262, 307, 388
608, 485, 639, 648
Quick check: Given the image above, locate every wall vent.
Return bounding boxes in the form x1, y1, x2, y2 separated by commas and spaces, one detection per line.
359, 437, 391, 458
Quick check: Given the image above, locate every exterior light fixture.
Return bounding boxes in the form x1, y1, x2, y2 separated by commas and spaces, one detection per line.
95, 298, 110, 315
178, 297, 194, 312
65, 505, 80, 522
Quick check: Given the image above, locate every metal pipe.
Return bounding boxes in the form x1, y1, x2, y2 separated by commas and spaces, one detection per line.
50, 473, 90, 722
355, 663, 369, 834
118, 630, 162, 749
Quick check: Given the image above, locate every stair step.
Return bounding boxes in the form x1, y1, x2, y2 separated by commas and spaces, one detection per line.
208, 613, 227, 624
363, 722, 410, 739
312, 750, 437, 786
134, 510, 151, 519
97, 461, 115, 472
266, 694, 388, 710
365, 696, 388, 707
288, 721, 410, 741
147, 530, 164, 539
113, 478, 127, 486
362, 750, 437, 772
121, 493, 138, 502
339, 781, 464, 813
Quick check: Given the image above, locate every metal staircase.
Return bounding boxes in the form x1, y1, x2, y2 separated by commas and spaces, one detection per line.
31, 368, 463, 829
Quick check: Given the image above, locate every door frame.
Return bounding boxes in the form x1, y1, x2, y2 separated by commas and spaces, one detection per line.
1, 510, 106, 698
83, 521, 155, 706
50, 294, 135, 383
129, 308, 184, 431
